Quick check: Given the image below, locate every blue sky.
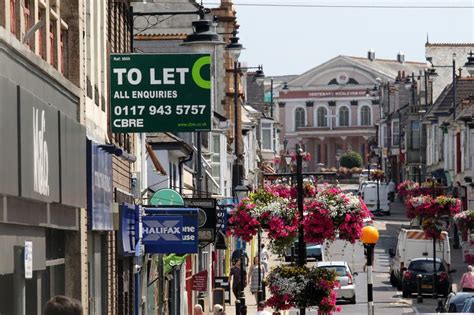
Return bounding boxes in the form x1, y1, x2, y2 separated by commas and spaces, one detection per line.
204, 0, 474, 76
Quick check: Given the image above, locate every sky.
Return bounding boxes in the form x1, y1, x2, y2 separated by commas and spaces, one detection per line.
203, 0, 474, 76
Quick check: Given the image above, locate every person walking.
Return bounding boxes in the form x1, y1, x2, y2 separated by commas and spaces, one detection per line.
230, 258, 247, 301
248, 256, 266, 304
460, 265, 474, 292
388, 178, 396, 202
260, 244, 270, 273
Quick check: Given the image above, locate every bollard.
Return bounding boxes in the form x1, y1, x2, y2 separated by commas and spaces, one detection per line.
417, 274, 423, 303
240, 305, 247, 315
235, 299, 241, 315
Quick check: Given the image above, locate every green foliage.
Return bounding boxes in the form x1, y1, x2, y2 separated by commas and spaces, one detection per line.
339, 151, 362, 168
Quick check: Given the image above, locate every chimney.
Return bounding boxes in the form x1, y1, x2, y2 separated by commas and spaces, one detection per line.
397, 51, 405, 63
368, 49, 375, 61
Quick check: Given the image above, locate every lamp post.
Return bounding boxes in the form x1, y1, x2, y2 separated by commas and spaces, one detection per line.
234, 185, 249, 314
361, 226, 380, 315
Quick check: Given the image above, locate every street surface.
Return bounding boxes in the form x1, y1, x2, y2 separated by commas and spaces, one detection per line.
226, 185, 467, 315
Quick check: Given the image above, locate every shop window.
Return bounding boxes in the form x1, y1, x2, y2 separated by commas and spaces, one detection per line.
38, 9, 46, 59
23, 0, 31, 47
50, 22, 56, 67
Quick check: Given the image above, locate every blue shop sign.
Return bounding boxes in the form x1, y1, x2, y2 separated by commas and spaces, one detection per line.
119, 203, 138, 256
87, 140, 113, 230
142, 207, 199, 254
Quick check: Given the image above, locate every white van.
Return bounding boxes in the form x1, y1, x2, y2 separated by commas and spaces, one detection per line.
389, 229, 451, 289
358, 169, 375, 183
359, 181, 390, 215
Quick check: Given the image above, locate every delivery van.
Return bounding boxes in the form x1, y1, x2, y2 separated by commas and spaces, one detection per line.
389, 229, 451, 289
359, 181, 390, 215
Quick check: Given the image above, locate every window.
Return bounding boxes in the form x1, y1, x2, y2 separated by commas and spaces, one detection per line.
211, 134, 221, 182
339, 106, 349, 126
360, 106, 371, 126
295, 108, 305, 129
10, 0, 16, 36
392, 120, 400, 146
261, 122, 273, 150
411, 121, 420, 149
317, 107, 328, 127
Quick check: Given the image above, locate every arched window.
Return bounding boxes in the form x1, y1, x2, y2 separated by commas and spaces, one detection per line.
339, 106, 349, 126
360, 106, 371, 126
317, 107, 328, 127
295, 108, 305, 129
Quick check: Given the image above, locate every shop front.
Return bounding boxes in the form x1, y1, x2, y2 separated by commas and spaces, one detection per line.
0, 47, 86, 314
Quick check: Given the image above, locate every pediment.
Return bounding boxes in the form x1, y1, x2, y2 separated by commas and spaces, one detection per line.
288, 56, 389, 89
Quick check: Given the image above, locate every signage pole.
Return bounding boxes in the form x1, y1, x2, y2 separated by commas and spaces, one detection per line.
296, 148, 306, 315
134, 205, 143, 315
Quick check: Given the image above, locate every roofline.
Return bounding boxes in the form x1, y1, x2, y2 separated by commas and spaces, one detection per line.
426, 43, 474, 47
347, 55, 428, 66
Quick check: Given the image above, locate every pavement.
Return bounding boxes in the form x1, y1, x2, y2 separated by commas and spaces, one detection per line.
223, 194, 468, 315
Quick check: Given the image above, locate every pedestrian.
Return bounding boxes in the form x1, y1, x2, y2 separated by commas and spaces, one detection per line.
460, 265, 474, 292
248, 256, 265, 304
388, 178, 396, 202
213, 303, 225, 314
194, 304, 204, 315
43, 295, 83, 315
230, 258, 247, 301
232, 248, 249, 267
255, 301, 272, 315
260, 244, 270, 273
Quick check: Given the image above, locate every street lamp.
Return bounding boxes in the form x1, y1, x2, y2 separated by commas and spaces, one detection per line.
234, 185, 249, 314
465, 51, 474, 76
361, 226, 380, 315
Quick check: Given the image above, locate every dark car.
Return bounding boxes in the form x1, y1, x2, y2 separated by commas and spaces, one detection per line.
444, 292, 474, 312
284, 241, 324, 262
401, 258, 455, 298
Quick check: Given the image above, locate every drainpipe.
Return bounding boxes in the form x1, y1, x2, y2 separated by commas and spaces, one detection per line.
179, 151, 194, 195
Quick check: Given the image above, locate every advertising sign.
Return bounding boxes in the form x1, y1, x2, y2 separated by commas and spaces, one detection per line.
184, 198, 216, 242
24, 241, 33, 279
110, 53, 212, 133
142, 208, 199, 254
191, 270, 208, 291
87, 140, 113, 230
119, 203, 137, 256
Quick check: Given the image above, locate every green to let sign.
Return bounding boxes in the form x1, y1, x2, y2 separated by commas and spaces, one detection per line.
110, 53, 212, 133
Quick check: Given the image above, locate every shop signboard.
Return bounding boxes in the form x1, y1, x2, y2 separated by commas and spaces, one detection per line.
110, 53, 212, 133
184, 198, 216, 242
24, 241, 33, 279
191, 270, 208, 291
87, 140, 113, 230
119, 203, 138, 256
142, 207, 199, 254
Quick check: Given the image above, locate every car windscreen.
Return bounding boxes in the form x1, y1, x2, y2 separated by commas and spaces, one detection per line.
408, 260, 445, 273
319, 266, 348, 276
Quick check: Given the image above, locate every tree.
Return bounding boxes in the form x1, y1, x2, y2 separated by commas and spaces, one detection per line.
340, 151, 362, 168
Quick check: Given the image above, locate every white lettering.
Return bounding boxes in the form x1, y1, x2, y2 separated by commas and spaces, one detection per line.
149, 69, 162, 85
127, 68, 142, 85
33, 107, 49, 196
175, 68, 189, 84
113, 68, 127, 85
163, 68, 174, 84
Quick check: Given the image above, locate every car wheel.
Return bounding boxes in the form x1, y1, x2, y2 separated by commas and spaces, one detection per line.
402, 289, 410, 298
390, 271, 396, 287
350, 296, 356, 304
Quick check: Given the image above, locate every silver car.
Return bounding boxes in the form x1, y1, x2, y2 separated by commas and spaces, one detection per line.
317, 261, 357, 304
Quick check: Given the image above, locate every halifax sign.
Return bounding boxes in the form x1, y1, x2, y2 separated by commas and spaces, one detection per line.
142, 207, 199, 254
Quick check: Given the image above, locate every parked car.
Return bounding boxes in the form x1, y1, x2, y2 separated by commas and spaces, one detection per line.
462, 296, 474, 312
444, 292, 474, 312
389, 229, 451, 289
285, 241, 324, 262
317, 261, 357, 304
401, 258, 455, 298
359, 181, 390, 215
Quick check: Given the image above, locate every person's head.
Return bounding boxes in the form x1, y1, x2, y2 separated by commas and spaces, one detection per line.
213, 304, 224, 314
253, 256, 259, 264
257, 301, 266, 311
234, 259, 241, 267
261, 244, 265, 249
194, 304, 203, 314
43, 295, 82, 315
468, 265, 473, 272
